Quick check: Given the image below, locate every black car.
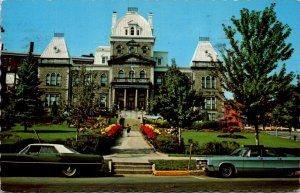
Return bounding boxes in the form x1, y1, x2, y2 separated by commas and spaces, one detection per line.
1, 143, 104, 177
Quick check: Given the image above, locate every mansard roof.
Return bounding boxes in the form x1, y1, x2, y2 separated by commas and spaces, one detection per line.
40, 33, 70, 59
190, 37, 219, 66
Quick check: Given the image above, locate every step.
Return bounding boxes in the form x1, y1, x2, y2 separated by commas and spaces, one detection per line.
110, 148, 155, 154
112, 162, 153, 175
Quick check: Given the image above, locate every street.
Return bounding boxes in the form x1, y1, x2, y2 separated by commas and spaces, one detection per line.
1, 175, 299, 192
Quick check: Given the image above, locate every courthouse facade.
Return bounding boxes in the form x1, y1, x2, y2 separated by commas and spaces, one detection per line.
1, 8, 224, 120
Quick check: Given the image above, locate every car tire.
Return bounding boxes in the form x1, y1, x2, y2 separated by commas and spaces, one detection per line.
219, 164, 235, 178
62, 166, 77, 177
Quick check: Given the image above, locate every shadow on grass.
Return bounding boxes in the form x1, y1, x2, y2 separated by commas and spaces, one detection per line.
12, 130, 75, 134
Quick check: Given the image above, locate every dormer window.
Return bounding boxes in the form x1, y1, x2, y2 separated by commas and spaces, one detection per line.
130, 27, 134, 35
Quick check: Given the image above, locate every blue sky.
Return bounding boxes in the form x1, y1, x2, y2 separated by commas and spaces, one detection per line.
1, 0, 300, 76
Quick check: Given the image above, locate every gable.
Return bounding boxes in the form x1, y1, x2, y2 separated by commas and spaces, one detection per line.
108, 54, 155, 65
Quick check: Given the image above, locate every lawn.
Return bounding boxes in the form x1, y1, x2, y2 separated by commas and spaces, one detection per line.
182, 131, 300, 148
1, 123, 76, 144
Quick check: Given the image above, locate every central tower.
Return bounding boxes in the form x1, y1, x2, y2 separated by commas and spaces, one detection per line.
108, 8, 156, 111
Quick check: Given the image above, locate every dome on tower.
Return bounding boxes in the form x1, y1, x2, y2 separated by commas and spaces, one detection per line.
111, 8, 153, 38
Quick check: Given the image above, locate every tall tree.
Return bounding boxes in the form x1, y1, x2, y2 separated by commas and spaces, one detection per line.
153, 59, 204, 144
15, 54, 43, 131
220, 3, 294, 145
67, 66, 99, 127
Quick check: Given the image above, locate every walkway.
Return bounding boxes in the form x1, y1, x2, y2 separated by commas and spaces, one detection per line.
104, 117, 190, 162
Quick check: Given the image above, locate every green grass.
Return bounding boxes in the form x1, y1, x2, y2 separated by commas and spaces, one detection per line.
182, 131, 300, 148
2, 123, 76, 144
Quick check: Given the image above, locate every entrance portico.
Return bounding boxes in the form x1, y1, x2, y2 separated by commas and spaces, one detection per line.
112, 86, 150, 111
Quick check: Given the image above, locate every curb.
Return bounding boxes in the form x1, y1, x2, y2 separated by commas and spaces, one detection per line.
153, 170, 204, 176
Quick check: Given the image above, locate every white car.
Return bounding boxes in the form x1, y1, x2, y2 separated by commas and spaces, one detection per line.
196, 145, 300, 178
143, 114, 163, 120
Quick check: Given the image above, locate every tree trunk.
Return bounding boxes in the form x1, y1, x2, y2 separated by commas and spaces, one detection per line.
178, 127, 181, 146
254, 123, 259, 146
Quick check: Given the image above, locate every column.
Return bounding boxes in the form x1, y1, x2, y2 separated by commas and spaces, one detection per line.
111, 88, 115, 108
124, 88, 127, 109
135, 89, 138, 110
146, 89, 149, 111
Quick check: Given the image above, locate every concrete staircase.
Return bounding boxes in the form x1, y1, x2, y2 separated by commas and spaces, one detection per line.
112, 162, 153, 175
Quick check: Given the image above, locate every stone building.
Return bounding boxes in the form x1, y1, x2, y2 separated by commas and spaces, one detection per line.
1, 7, 224, 120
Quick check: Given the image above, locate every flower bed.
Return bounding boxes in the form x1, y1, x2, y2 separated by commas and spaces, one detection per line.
140, 124, 160, 138
101, 124, 122, 137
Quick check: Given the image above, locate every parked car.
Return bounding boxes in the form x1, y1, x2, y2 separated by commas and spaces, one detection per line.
196, 145, 300, 178
143, 114, 163, 120
1, 143, 104, 177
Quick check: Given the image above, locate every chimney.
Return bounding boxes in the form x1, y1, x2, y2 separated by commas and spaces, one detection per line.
112, 11, 117, 33
148, 12, 153, 32
29, 42, 34, 54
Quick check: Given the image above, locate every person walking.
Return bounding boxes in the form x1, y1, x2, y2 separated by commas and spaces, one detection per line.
126, 124, 131, 137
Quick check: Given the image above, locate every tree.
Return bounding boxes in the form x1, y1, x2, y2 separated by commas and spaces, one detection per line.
15, 55, 43, 131
153, 59, 204, 144
0, 88, 16, 131
66, 66, 99, 127
219, 3, 295, 145
272, 75, 300, 135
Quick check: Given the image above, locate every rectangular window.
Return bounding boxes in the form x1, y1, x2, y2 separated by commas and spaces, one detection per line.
205, 97, 216, 110
102, 57, 106, 64
157, 58, 161, 65
45, 93, 60, 107
100, 94, 107, 108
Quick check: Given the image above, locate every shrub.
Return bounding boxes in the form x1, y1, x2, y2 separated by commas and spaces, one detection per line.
201, 141, 240, 155
191, 121, 221, 130
191, 121, 204, 130
153, 134, 185, 154
155, 120, 171, 128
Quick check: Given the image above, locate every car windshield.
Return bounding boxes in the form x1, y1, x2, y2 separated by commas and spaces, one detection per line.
231, 148, 249, 156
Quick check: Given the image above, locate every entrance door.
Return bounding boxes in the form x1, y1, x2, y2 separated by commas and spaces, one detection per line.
127, 92, 135, 110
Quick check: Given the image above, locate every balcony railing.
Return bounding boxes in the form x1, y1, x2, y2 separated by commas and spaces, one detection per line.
113, 77, 150, 83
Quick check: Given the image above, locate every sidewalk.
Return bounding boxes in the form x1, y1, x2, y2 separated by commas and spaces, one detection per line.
104, 128, 191, 163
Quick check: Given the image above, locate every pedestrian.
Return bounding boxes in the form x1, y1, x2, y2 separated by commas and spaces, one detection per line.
126, 124, 131, 136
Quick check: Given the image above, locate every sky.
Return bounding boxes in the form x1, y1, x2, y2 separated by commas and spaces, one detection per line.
1, 0, 300, 77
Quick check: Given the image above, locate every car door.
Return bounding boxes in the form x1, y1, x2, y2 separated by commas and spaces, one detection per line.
37, 146, 62, 164
243, 148, 264, 172
262, 148, 283, 172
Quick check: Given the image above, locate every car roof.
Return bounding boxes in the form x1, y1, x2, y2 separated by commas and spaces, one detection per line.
27, 143, 75, 153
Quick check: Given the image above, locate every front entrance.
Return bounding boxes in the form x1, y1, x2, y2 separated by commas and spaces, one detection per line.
114, 88, 147, 110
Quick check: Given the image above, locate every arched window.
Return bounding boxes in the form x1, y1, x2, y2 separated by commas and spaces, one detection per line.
140, 70, 146, 79
129, 70, 135, 79
137, 29, 140, 35
100, 74, 108, 87
50, 73, 56, 85
46, 73, 51, 85
125, 29, 128, 35
206, 76, 211, 88
118, 70, 125, 78
130, 27, 134, 35
57, 74, 61, 86
202, 77, 205, 88
212, 77, 215, 89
